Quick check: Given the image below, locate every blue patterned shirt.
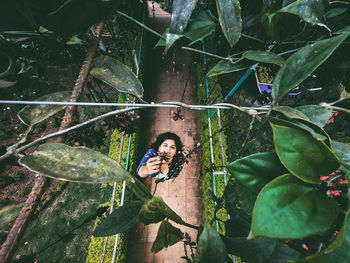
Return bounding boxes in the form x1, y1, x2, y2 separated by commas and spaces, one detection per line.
136, 148, 183, 180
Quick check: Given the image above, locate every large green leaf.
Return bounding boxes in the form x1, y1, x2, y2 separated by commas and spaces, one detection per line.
197, 224, 226, 263
90, 55, 144, 98
170, 0, 198, 34
0, 202, 23, 229
272, 106, 311, 122
19, 143, 130, 183
271, 119, 339, 184
138, 196, 184, 225
290, 172, 350, 263
227, 152, 288, 194
242, 51, 285, 66
93, 201, 143, 237
249, 174, 338, 239
130, 176, 152, 202
332, 141, 350, 169
207, 60, 250, 77
183, 9, 216, 45
223, 236, 277, 262
272, 32, 350, 102
151, 220, 184, 253
278, 0, 329, 30
0, 176, 15, 189
296, 105, 333, 128
216, 0, 242, 47
17, 91, 71, 126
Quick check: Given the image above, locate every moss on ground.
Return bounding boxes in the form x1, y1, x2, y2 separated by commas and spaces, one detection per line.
196, 63, 229, 234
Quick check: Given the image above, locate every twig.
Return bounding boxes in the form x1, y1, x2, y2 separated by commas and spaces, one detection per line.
181, 46, 235, 62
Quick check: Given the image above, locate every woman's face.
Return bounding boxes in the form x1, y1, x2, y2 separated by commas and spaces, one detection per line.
158, 139, 177, 161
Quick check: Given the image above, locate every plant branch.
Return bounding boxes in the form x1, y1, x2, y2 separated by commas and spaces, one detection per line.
241, 33, 268, 44
116, 11, 165, 40
181, 46, 235, 62
180, 221, 200, 231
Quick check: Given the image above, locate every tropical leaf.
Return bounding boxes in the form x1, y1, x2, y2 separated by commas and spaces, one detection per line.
216, 0, 242, 47
227, 152, 288, 194
290, 172, 350, 263
90, 55, 144, 98
271, 119, 339, 184
19, 143, 130, 183
138, 196, 184, 225
151, 220, 183, 253
207, 60, 250, 77
272, 106, 311, 122
242, 51, 285, 66
272, 32, 350, 102
170, 0, 198, 34
198, 224, 226, 263
262, 12, 281, 39
0, 202, 23, 229
296, 105, 333, 127
332, 141, 350, 169
278, 0, 329, 30
129, 176, 153, 202
17, 91, 71, 126
93, 201, 143, 237
249, 174, 338, 239
184, 9, 216, 45
223, 236, 277, 263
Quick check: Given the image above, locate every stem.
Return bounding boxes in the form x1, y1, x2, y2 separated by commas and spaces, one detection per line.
4, 107, 141, 159
180, 221, 200, 231
241, 33, 268, 44
116, 11, 165, 40
181, 46, 234, 62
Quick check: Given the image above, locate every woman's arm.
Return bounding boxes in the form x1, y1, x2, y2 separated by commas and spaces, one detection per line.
138, 157, 161, 178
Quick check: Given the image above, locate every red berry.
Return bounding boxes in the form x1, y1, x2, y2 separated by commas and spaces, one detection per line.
74, 142, 80, 146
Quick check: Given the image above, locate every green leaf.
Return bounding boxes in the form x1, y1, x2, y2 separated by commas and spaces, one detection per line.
271, 120, 339, 184
90, 55, 144, 98
227, 152, 288, 194
223, 236, 277, 262
290, 172, 350, 263
249, 174, 338, 239
216, 0, 242, 47
0, 202, 23, 229
296, 105, 333, 128
0, 79, 17, 88
183, 9, 216, 45
93, 201, 143, 237
138, 196, 184, 225
0, 176, 15, 189
332, 141, 350, 169
326, 7, 348, 18
272, 32, 350, 102
19, 143, 130, 183
278, 0, 329, 30
262, 12, 280, 39
165, 32, 182, 54
198, 224, 226, 263
151, 220, 184, 253
170, 0, 198, 34
272, 106, 311, 122
339, 83, 350, 100
242, 51, 285, 66
207, 60, 250, 77
17, 91, 72, 126
129, 176, 152, 202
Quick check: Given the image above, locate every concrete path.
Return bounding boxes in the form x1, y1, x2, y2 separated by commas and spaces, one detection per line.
128, 2, 202, 262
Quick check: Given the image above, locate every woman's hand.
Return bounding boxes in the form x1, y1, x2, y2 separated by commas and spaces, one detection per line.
138, 156, 161, 178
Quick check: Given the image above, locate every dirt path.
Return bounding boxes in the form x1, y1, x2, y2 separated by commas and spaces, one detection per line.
128, 2, 202, 262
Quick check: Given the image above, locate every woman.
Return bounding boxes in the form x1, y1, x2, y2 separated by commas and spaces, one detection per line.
137, 132, 184, 183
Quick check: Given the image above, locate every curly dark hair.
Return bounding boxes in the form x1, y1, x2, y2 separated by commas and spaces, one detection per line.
151, 132, 183, 163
